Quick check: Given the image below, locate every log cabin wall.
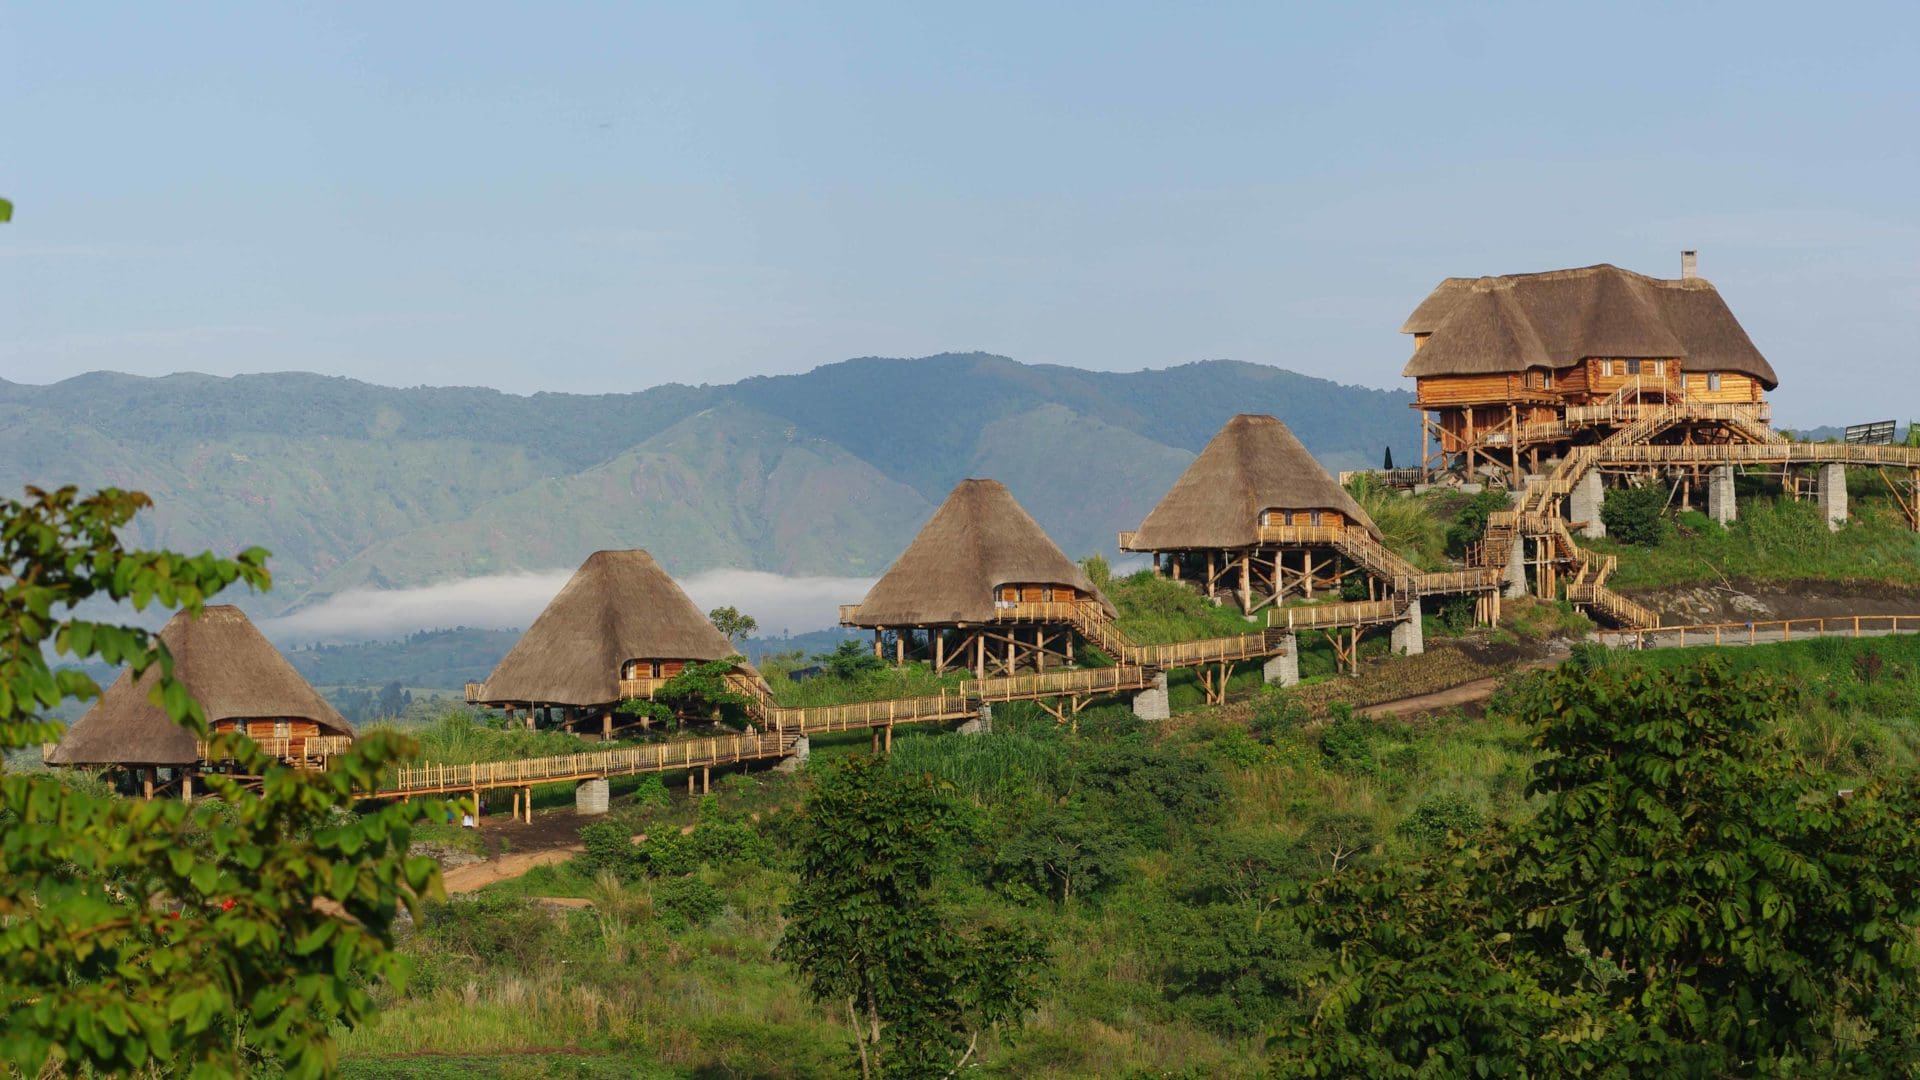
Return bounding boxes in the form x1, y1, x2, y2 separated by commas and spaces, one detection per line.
1585, 358, 1684, 400
1683, 371, 1764, 404
621, 659, 690, 679
1259, 508, 1347, 529
1001, 584, 1081, 603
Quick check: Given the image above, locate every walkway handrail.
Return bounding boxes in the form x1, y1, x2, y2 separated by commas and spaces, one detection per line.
1597, 614, 1920, 650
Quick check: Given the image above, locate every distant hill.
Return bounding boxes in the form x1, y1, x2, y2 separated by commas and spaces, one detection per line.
1, 354, 1415, 619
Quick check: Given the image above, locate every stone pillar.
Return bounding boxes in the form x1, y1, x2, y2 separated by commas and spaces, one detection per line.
574, 777, 610, 816
773, 735, 811, 772
1392, 597, 1425, 656
1569, 469, 1606, 538
1262, 634, 1299, 687
1707, 466, 1737, 525
1818, 463, 1848, 531
958, 704, 993, 735
1503, 535, 1528, 600
1131, 671, 1170, 721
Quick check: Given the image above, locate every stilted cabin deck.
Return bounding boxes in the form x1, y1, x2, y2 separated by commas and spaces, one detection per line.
44, 605, 356, 798
1119, 414, 1453, 615
840, 478, 1117, 677
465, 548, 751, 737
1401, 256, 1780, 487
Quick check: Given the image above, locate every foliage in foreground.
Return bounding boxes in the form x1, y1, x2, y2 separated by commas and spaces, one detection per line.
1280, 653, 1920, 1076
777, 755, 1048, 1078
0, 486, 443, 1077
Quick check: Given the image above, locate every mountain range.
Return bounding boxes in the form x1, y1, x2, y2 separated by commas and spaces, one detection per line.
2, 353, 1416, 619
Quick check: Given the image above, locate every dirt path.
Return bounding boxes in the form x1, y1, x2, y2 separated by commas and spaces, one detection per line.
1356, 675, 1506, 718
440, 843, 584, 894
1356, 651, 1570, 720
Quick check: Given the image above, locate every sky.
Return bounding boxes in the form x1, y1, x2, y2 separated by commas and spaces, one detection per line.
1, 2, 1915, 425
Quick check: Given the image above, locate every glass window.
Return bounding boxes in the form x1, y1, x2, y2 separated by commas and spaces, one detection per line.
1600, 360, 1614, 377
1310, 510, 1323, 526
1708, 373, 1722, 391
1626, 359, 1642, 375
1543, 369, 1554, 389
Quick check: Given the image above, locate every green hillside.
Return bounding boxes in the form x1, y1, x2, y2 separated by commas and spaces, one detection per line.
2, 355, 1417, 618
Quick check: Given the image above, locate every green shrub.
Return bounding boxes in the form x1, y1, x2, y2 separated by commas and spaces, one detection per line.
1601, 483, 1669, 545
1250, 689, 1308, 745
652, 875, 722, 931
1446, 490, 1513, 557
1318, 707, 1375, 775
1397, 791, 1487, 847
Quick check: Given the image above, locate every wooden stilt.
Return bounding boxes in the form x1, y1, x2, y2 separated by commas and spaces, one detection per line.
935, 630, 946, 672
702, 767, 710, 794
884, 725, 893, 753
895, 631, 905, 664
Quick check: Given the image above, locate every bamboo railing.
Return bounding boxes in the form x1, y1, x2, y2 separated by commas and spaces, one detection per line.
197, 735, 355, 763
383, 732, 800, 797
1271, 598, 1403, 630
1597, 614, 1920, 651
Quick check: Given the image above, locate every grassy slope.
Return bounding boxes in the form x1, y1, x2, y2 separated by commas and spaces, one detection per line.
344, 625, 1920, 1078
1595, 491, 1920, 591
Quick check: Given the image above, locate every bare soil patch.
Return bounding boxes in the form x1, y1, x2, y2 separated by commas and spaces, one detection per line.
1629, 578, 1920, 625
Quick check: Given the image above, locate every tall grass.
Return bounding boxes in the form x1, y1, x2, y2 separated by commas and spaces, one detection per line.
888, 728, 1071, 801
1347, 477, 1449, 571
1596, 493, 1920, 590
1108, 570, 1262, 644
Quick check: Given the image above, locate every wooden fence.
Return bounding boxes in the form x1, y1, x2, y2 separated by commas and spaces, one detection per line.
1597, 614, 1920, 651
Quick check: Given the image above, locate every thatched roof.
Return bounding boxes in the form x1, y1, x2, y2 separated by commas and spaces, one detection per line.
1127, 415, 1379, 550
48, 605, 351, 767
1401, 264, 1777, 388
846, 479, 1114, 626
477, 549, 736, 707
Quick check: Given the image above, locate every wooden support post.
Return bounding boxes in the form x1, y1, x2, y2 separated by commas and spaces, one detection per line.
975, 634, 986, 680
884, 725, 893, 753
702, 767, 710, 794
1206, 551, 1216, 598
602, 712, 612, 739
935, 630, 946, 673
688, 772, 695, 796
1239, 553, 1252, 613
1035, 628, 1047, 673
874, 629, 883, 658
143, 767, 155, 800
472, 788, 482, 827
511, 788, 520, 820
525, 787, 533, 823
895, 631, 905, 664
181, 771, 193, 804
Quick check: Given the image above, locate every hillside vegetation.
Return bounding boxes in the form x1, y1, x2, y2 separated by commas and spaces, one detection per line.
337, 634, 1920, 1077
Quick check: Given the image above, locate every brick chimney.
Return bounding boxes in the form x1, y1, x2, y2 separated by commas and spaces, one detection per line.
1681, 250, 1698, 279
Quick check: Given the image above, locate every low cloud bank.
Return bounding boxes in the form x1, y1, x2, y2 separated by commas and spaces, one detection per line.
263, 568, 877, 645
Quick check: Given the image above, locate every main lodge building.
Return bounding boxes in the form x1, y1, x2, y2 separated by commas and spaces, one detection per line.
1403, 256, 1779, 483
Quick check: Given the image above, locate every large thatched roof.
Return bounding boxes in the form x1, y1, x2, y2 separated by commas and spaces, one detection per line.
846, 479, 1114, 626
1401, 264, 1777, 388
477, 549, 736, 707
48, 605, 351, 767
1128, 415, 1379, 550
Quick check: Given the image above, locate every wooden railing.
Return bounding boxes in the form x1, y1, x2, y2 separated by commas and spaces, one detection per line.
464, 681, 483, 704
1270, 599, 1403, 630
198, 735, 355, 762
1117, 530, 1140, 550
837, 604, 861, 625
382, 733, 799, 797
1597, 614, 1920, 651
968, 665, 1156, 701
1596, 442, 1920, 468
1255, 524, 1348, 545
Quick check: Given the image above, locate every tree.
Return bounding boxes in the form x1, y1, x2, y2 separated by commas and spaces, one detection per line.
0, 196, 12, 222
1382, 445, 1394, 470
777, 756, 1046, 1078
1444, 488, 1513, 557
994, 802, 1130, 905
1279, 656, 1920, 1075
1601, 481, 1669, 545
0, 487, 444, 1077
707, 605, 758, 644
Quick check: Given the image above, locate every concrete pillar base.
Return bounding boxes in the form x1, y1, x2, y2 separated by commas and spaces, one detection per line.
1708, 465, 1737, 525
574, 777, 610, 816
1262, 636, 1299, 687
773, 735, 811, 773
1569, 468, 1606, 538
958, 705, 993, 735
1131, 672, 1170, 721
1818, 463, 1847, 531
1503, 536, 1529, 600
1392, 597, 1425, 656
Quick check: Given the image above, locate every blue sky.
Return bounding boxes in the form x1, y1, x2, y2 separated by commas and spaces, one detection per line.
1, 2, 1914, 423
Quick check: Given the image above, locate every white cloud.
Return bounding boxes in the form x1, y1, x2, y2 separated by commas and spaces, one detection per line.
261, 568, 875, 645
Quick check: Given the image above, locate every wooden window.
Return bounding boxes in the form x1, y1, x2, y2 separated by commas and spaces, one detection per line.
1310, 510, 1323, 526
274, 720, 290, 740
1600, 360, 1614, 377
1626, 359, 1642, 375
1708, 372, 1722, 391
1042, 586, 1055, 602
1542, 369, 1553, 389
